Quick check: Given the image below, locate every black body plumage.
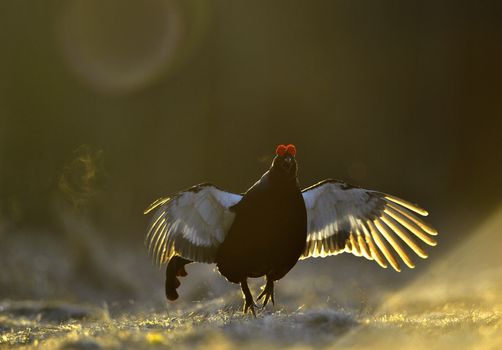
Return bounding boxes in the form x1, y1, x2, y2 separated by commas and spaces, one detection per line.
216, 157, 307, 283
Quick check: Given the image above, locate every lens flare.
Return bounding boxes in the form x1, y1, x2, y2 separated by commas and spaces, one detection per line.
59, 0, 183, 95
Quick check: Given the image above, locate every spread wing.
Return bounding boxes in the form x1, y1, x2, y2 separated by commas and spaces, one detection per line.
301, 179, 438, 271
144, 183, 242, 264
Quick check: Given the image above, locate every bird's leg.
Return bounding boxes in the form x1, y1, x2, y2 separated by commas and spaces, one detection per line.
240, 279, 257, 316
257, 276, 275, 307
165, 256, 192, 301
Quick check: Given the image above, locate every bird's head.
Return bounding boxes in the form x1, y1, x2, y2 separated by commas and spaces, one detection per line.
271, 144, 298, 178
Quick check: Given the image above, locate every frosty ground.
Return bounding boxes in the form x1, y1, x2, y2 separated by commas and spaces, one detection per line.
1, 208, 501, 349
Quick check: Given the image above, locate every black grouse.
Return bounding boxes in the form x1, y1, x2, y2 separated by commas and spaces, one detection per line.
144, 144, 438, 315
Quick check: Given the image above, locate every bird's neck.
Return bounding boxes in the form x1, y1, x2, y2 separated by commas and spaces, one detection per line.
268, 167, 300, 189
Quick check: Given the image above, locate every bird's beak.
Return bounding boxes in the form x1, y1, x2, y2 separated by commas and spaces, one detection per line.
282, 156, 294, 172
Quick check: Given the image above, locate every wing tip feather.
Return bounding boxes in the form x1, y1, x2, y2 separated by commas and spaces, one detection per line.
144, 197, 171, 215
384, 195, 429, 216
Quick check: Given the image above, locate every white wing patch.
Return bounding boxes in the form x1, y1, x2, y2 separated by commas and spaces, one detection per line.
301, 180, 438, 272
145, 184, 242, 264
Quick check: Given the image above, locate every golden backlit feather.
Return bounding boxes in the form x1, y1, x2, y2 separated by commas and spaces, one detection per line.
301, 180, 438, 272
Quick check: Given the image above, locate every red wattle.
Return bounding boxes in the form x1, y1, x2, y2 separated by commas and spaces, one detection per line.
286, 144, 296, 157
276, 144, 287, 156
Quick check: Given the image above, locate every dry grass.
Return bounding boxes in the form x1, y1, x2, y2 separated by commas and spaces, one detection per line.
1, 208, 501, 349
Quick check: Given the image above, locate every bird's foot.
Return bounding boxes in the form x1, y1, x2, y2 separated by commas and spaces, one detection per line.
176, 265, 188, 277
243, 298, 258, 317
257, 279, 274, 307
165, 256, 192, 301
240, 279, 257, 317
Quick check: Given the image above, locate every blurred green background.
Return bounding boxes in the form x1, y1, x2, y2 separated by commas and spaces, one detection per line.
0, 0, 501, 303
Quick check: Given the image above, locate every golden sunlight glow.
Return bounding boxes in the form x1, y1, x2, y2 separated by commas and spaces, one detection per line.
336, 206, 502, 349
